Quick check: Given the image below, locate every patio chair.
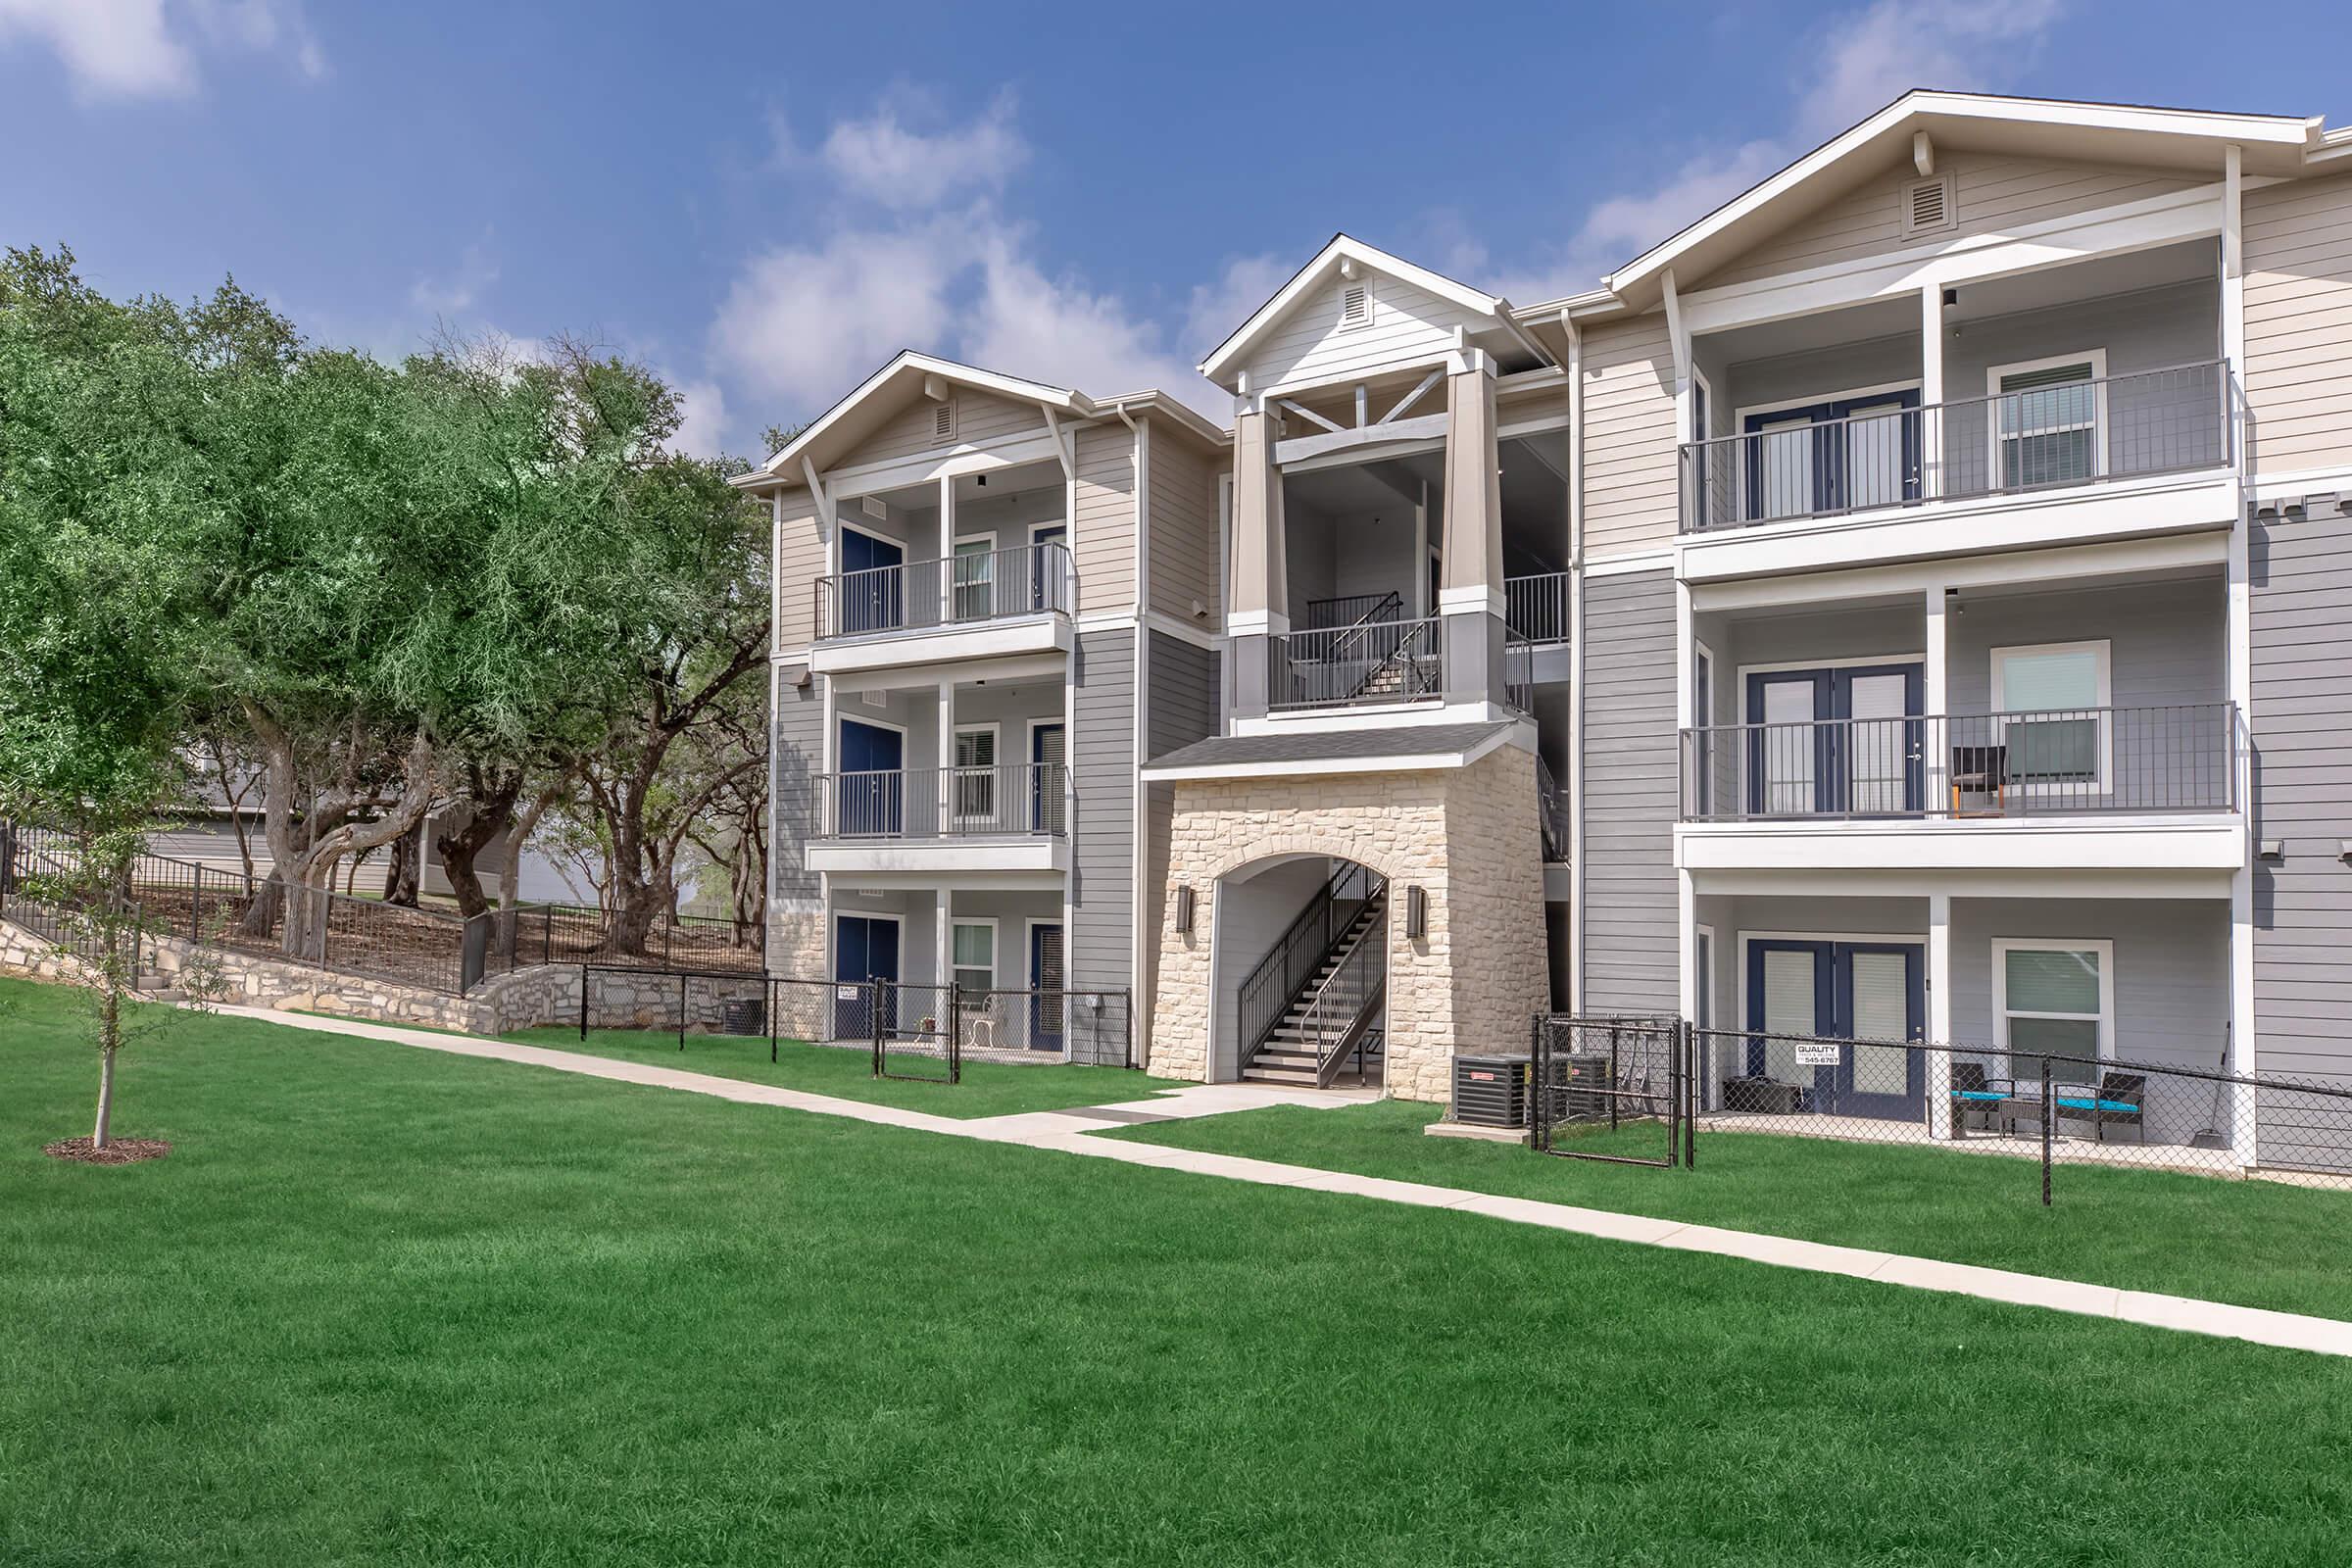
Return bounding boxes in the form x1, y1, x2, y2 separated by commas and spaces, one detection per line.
1947, 1061, 2012, 1136
2052, 1070, 2147, 1144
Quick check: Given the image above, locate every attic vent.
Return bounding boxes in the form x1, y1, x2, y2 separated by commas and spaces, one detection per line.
861, 495, 888, 520
932, 398, 956, 440
1338, 280, 1372, 330
1900, 172, 1954, 237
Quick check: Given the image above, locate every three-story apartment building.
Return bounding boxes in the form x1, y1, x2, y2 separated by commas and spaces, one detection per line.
740, 91, 2352, 1170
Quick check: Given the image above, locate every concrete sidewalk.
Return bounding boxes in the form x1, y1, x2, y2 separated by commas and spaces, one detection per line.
219, 1004, 2352, 1360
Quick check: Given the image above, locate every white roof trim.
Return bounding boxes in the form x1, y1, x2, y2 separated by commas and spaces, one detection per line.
1199, 234, 1546, 385
751, 352, 1096, 480
1140, 726, 1517, 782
1606, 90, 2314, 299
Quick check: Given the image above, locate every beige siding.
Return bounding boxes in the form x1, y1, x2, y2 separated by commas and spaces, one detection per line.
1580, 314, 1679, 557
2245, 172, 2352, 476
1499, 380, 1570, 429
774, 492, 823, 652
840, 386, 1045, 471
1243, 274, 1491, 393
1147, 427, 1221, 624
1704, 154, 2208, 291
1073, 421, 1137, 613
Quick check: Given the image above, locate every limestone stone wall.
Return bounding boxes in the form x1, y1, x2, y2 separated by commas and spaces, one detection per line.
767, 906, 827, 984
1149, 743, 1550, 1102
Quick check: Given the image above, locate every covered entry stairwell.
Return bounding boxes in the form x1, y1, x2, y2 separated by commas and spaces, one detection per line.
1235, 862, 1388, 1087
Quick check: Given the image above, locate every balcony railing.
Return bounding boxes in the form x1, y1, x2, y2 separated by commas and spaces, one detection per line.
1679, 704, 2238, 822
1505, 571, 1570, 645
1271, 615, 1442, 710
813, 763, 1068, 840
1678, 361, 2230, 534
815, 541, 1072, 640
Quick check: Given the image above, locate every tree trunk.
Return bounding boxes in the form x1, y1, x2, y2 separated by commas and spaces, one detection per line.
381, 819, 423, 906
92, 1039, 116, 1151
436, 769, 522, 921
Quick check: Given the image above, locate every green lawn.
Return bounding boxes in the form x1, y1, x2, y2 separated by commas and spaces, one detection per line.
497, 1024, 1189, 1118
1105, 1099, 2352, 1321
4, 976, 2350, 1566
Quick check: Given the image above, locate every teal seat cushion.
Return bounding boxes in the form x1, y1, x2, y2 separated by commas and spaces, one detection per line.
1952, 1091, 2007, 1102
2054, 1096, 2139, 1114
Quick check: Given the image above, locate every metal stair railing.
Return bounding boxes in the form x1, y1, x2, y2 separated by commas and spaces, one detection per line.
1300, 900, 1388, 1087
1236, 862, 1384, 1067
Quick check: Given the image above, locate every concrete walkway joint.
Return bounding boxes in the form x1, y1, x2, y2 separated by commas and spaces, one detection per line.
216, 1004, 2352, 1360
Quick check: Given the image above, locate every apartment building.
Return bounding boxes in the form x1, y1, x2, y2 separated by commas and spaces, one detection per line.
739, 91, 2352, 1165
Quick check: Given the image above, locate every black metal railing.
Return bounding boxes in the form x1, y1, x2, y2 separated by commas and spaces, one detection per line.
1503, 635, 1536, 715
1237, 862, 1384, 1064
1298, 901, 1387, 1087
1679, 361, 2231, 533
1536, 754, 1569, 861
811, 762, 1068, 840
1271, 615, 1442, 710
815, 541, 1072, 639
1505, 571, 1570, 645
1679, 703, 2238, 821
1531, 1015, 1695, 1168
1301, 590, 1402, 631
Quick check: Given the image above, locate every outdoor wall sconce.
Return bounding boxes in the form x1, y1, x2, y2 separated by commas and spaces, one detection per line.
1405, 885, 1427, 940
1174, 885, 1195, 934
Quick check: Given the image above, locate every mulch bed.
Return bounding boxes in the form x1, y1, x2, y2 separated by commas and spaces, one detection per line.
44, 1137, 172, 1165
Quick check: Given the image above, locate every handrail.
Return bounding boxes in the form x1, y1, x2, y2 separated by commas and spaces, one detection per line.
812, 762, 1069, 839
1505, 571, 1570, 645
814, 540, 1073, 639
1535, 754, 1569, 861
1304, 902, 1388, 1087
1237, 862, 1384, 1062
1302, 591, 1402, 632
1271, 615, 1442, 710
1678, 359, 2230, 533
1679, 702, 2239, 821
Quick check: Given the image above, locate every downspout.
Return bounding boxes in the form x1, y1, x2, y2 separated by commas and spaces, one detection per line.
1116, 401, 1152, 1065
1562, 307, 1586, 1013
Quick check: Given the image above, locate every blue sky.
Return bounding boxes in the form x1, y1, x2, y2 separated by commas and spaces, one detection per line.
3, 1, 2346, 456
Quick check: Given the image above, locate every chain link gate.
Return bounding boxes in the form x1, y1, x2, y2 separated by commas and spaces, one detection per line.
1530, 1015, 1695, 1168
872, 980, 960, 1084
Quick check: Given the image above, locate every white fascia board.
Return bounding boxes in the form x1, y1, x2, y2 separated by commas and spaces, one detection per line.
757, 351, 1093, 479
1688, 865, 2234, 900
1199, 234, 1532, 385
1687, 526, 2229, 614
809, 839, 1071, 877
809, 617, 1074, 680
823, 868, 1066, 894
1234, 703, 1526, 736
1676, 471, 2238, 590
1675, 817, 2245, 874
1608, 91, 2307, 300
1143, 743, 1513, 784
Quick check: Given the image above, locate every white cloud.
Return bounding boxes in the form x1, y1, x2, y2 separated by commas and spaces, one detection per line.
815, 88, 1029, 210
666, 376, 731, 462
410, 240, 500, 316
709, 217, 965, 407
1481, 0, 2066, 301
1181, 253, 1291, 364
0, 0, 323, 99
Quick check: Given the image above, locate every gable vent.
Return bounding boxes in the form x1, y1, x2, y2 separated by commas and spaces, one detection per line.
861, 495, 888, 520
1338, 280, 1372, 330
1900, 173, 1954, 237
932, 398, 956, 440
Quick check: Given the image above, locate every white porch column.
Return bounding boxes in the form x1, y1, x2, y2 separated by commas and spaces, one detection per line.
1438, 351, 1505, 704
936, 473, 956, 625
937, 677, 955, 836
935, 892, 952, 994
1677, 871, 1698, 1024
1920, 284, 1944, 499
1924, 583, 1949, 808
1927, 892, 1954, 1139
1228, 402, 1288, 718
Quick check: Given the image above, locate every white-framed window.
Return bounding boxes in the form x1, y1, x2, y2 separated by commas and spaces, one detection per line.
1992, 937, 2113, 1088
1990, 640, 2112, 790
951, 919, 997, 999
952, 724, 999, 825
952, 533, 997, 621
1986, 350, 2107, 491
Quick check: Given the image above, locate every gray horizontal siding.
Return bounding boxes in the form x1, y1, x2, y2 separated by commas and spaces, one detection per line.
1146, 631, 1218, 760
2252, 502, 2352, 1081
1071, 627, 1137, 995
1583, 569, 1679, 1015
771, 667, 823, 906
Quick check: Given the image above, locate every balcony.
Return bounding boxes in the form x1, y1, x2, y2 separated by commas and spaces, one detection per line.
811, 541, 1074, 675
1271, 614, 1443, 711
1676, 704, 2243, 876
1681, 361, 2230, 535
808, 762, 1070, 875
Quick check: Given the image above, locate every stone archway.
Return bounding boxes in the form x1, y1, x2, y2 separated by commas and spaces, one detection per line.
1149, 744, 1550, 1102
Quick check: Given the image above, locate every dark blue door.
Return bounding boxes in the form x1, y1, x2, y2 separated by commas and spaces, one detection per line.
1029, 722, 1065, 834
833, 915, 901, 1039
1744, 664, 1923, 816
1742, 389, 1921, 520
1744, 939, 1924, 1119
839, 527, 905, 633
837, 720, 904, 835
1028, 922, 1063, 1054
1028, 524, 1067, 613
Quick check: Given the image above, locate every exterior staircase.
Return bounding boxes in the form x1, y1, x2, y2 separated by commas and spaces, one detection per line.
1240, 884, 1388, 1086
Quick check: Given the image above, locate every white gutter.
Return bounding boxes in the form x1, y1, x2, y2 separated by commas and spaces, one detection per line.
1562, 306, 1586, 1013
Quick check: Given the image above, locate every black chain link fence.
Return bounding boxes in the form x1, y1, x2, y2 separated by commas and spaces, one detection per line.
1530, 1016, 1694, 1168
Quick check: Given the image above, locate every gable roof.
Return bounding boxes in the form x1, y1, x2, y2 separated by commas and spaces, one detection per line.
740, 351, 1096, 488
1594, 90, 2319, 311
1198, 233, 1553, 388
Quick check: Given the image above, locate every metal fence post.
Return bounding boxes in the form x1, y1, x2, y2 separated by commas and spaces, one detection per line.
2040, 1057, 2054, 1207
578, 963, 589, 1039
1683, 1020, 1698, 1170
768, 978, 779, 1065
1123, 987, 1134, 1070
677, 971, 688, 1052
